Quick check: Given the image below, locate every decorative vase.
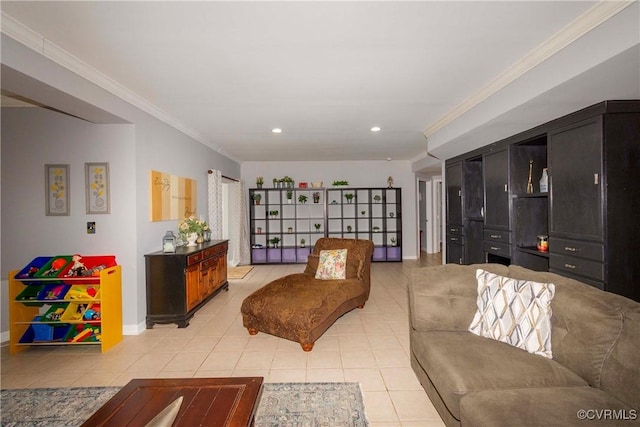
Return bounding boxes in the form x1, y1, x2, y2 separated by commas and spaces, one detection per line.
186, 233, 198, 247
196, 233, 204, 244
539, 168, 548, 193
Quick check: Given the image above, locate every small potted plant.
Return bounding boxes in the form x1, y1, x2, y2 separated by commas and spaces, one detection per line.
286, 190, 293, 203
332, 180, 349, 187
347, 225, 353, 232
298, 194, 308, 204
253, 194, 262, 205
345, 193, 355, 204
373, 195, 382, 203
373, 226, 381, 232
272, 177, 278, 188
390, 237, 397, 246
269, 237, 280, 248
314, 223, 321, 231
312, 192, 320, 203
300, 238, 306, 248
256, 176, 264, 189
361, 210, 366, 216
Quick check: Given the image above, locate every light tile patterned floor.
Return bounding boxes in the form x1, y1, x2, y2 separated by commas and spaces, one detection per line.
1, 252, 444, 427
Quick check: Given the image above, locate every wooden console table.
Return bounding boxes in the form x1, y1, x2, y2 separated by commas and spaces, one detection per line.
145, 240, 228, 328
82, 377, 263, 426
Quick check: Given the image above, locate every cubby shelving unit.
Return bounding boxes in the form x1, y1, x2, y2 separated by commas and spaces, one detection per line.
250, 187, 402, 263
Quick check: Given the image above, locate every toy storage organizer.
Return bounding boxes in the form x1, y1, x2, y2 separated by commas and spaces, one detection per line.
9, 255, 122, 354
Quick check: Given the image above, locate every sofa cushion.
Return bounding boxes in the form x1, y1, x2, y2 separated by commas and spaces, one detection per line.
411, 330, 587, 420
305, 254, 361, 280
507, 266, 627, 389
460, 386, 637, 427
315, 249, 347, 279
469, 269, 555, 358
409, 263, 509, 332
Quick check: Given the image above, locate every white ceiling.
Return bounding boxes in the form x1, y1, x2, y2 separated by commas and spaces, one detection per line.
1, 1, 638, 168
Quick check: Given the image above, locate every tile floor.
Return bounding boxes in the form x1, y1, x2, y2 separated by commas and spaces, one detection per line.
1, 253, 445, 427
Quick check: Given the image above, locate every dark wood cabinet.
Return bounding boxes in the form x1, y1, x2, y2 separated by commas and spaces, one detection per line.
445, 100, 640, 302
549, 117, 603, 240
483, 149, 509, 230
145, 240, 228, 328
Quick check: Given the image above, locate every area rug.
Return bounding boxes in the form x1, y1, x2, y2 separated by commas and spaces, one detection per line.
228, 265, 254, 279
0, 382, 368, 426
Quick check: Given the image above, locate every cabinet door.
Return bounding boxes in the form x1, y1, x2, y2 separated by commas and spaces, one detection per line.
185, 264, 201, 311
446, 162, 463, 225
549, 118, 603, 240
483, 149, 509, 229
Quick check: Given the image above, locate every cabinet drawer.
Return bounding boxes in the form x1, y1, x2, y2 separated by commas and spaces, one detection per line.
448, 225, 463, 235
550, 254, 604, 282
187, 252, 203, 266
549, 238, 603, 262
203, 243, 227, 258
483, 229, 510, 243
447, 234, 464, 245
200, 258, 216, 270
483, 241, 511, 257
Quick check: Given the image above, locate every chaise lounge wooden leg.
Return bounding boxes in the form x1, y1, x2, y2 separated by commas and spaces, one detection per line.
301, 342, 314, 352
248, 328, 258, 336
357, 303, 365, 309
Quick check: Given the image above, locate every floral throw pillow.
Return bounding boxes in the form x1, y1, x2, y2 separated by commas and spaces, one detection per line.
315, 249, 348, 280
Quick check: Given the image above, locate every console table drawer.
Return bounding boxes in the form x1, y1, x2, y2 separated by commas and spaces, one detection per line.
550, 254, 604, 282
447, 234, 464, 245
483, 241, 511, 257
549, 238, 603, 262
483, 229, 510, 243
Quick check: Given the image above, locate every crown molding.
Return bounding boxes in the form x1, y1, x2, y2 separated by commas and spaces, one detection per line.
422, 0, 635, 140
1, 11, 240, 163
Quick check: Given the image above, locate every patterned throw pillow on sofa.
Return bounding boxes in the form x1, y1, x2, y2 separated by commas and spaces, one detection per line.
314, 249, 348, 280
306, 253, 361, 279
469, 269, 556, 358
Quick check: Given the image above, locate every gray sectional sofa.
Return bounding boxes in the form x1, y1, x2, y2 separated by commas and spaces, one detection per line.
409, 263, 640, 427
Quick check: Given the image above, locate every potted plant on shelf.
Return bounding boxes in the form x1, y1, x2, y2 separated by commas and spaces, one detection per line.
314, 223, 322, 231
269, 210, 279, 218
300, 238, 306, 248
256, 176, 264, 189
269, 237, 280, 248
287, 190, 293, 203
373, 226, 381, 232
332, 180, 349, 187
361, 210, 366, 216
345, 193, 355, 204
253, 194, 262, 205
298, 194, 308, 204
272, 177, 278, 188
312, 192, 320, 203
390, 237, 397, 246
373, 195, 382, 203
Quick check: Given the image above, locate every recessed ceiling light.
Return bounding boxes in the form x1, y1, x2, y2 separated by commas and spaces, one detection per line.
272, 128, 282, 134
370, 126, 381, 132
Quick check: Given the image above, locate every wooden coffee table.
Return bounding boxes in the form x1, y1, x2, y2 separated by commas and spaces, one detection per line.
82, 377, 263, 426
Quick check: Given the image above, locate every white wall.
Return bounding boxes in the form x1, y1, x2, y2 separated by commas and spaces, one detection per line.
241, 160, 418, 259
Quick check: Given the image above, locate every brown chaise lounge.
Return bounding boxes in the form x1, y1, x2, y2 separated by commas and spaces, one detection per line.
240, 237, 374, 351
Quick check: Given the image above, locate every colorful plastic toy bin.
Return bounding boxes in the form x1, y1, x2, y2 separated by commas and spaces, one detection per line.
35, 256, 73, 279
66, 324, 101, 343
15, 285, 45, 306
36, 284, 70, 301
62, 255, 117, 285
14, 256, 53, 284
61, 302, 89, 322
65, 285, 100, 300
20, 317, 72, 343
43, 303, 67, 321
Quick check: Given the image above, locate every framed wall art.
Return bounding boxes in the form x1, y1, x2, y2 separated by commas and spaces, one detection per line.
85, 162, 110, 214
45, 164, 70, 216
149, 170, 196, 221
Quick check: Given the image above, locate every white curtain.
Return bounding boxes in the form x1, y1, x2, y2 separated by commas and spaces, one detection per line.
208, 171, 251, 266
229, 181, 251, 265
207, 170, 223, 239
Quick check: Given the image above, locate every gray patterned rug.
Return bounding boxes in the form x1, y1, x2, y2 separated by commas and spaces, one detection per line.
1, 382, 368, 426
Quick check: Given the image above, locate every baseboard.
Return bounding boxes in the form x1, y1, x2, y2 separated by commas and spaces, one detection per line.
123, 321, 147, 335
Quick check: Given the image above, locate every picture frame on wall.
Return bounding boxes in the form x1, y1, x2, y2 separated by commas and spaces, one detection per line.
85, 162, 110, 214
45, 164, 70, 216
